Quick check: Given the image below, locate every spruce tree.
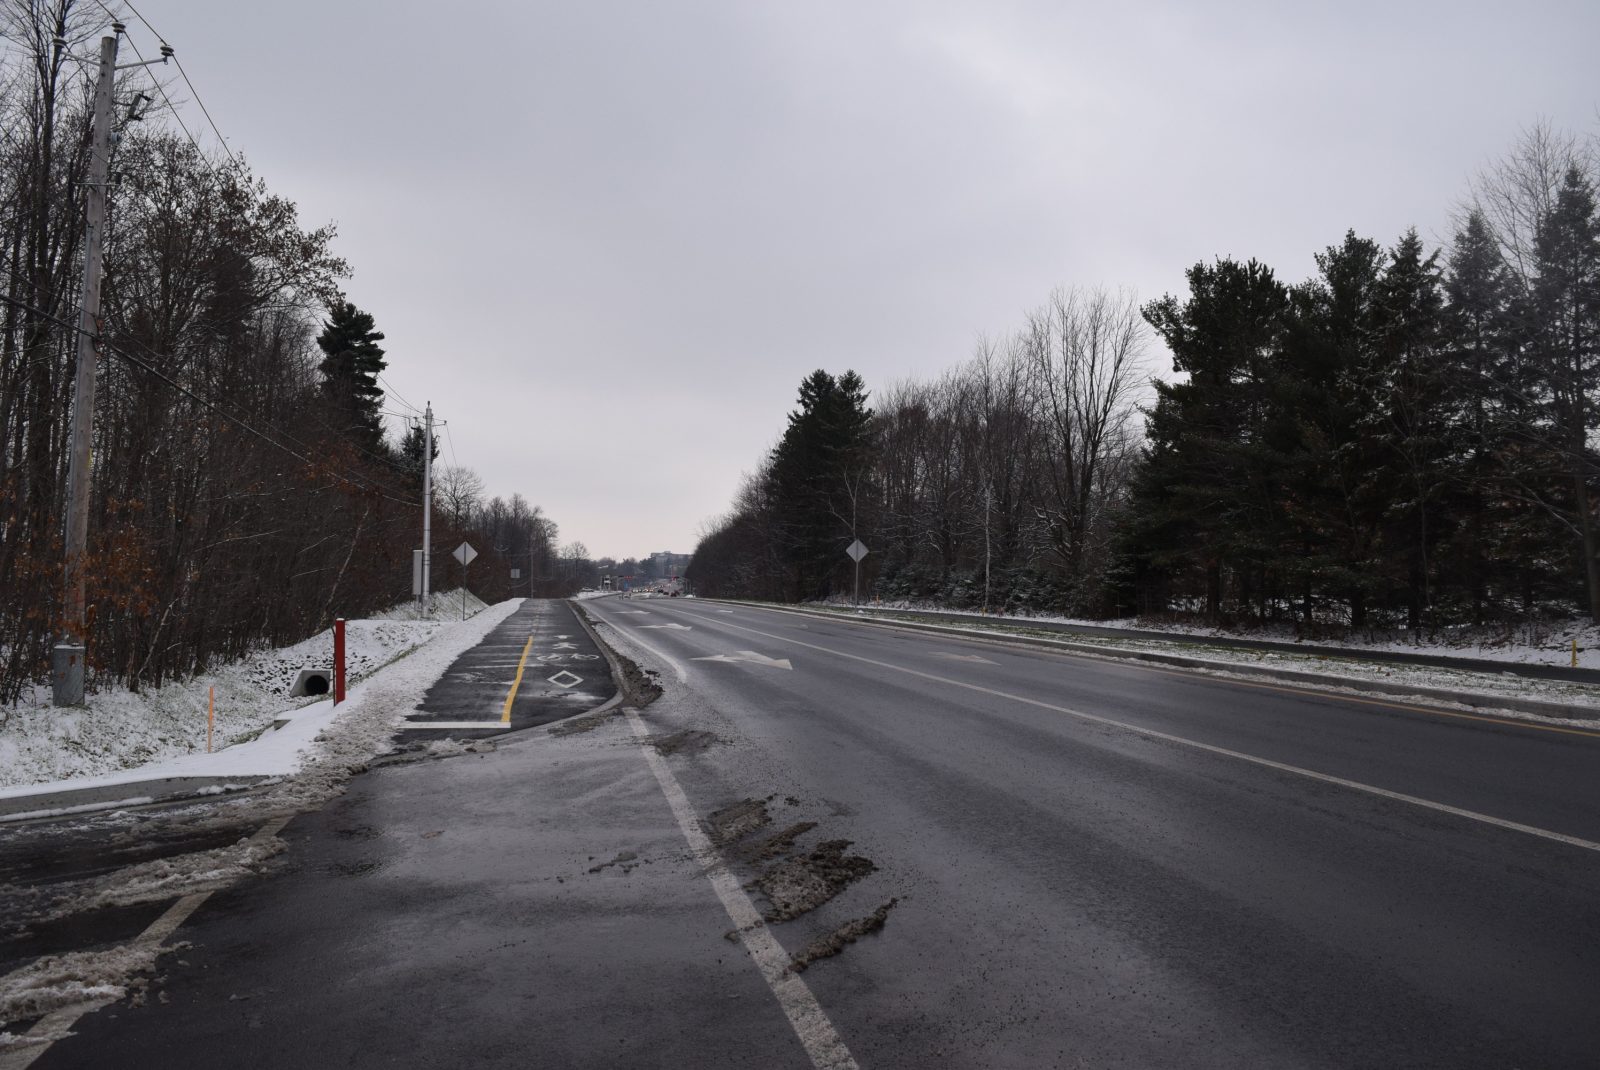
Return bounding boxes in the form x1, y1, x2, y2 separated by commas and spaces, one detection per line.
766, 370, 875, 601
317, 302, 389, 451
1527, 167, 1600, 617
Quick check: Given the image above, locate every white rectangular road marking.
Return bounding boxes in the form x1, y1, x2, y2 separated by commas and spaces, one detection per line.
624, 707, 858, 1070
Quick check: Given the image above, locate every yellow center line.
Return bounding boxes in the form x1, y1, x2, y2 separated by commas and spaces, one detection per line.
501, 633, 537, 724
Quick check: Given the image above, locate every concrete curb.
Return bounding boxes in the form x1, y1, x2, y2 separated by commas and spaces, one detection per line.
708, 600, 1600, 724
0, 775, 269, 822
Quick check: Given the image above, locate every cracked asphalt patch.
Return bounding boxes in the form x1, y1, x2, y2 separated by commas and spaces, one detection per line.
705, 798, 772, 846
646, 729, 720, 756
743, 821, 818, 863
756, 839, 876, 923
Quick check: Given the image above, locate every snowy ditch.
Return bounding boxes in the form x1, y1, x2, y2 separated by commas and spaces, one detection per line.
0, 590, 491, 791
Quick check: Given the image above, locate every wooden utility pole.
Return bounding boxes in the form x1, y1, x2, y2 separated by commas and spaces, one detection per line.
421, 401, 433, 614
52, 30, 119, 707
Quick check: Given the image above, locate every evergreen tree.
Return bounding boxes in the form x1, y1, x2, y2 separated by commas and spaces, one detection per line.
1278, 232, 1388, 625
317, 302, 389, 451
766, 370, 875, 600
1443, 211, 1521, 620
399, 421, 440, 491
1525, 167, 1600, 617
1370, 228, 1449, 628
1135, 258, 1291, 620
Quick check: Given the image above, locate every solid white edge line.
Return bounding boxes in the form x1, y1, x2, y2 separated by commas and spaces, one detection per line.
623, 707, 859, 1070
0, 816, 294, 1069
591, 613, 690, 683
709, 617, 1600, 856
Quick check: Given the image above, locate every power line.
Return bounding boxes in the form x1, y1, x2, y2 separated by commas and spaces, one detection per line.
0, 259, 429, 503
377, 375, 421, 415
109, 0, 242, 172
0, 289, 422, 508
84, 1, 231, 183
444, 420, 461, 470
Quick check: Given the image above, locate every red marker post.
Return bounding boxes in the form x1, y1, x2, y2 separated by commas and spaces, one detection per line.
333, 618, 347, 705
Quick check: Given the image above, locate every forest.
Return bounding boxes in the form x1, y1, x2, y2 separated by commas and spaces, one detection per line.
0, 2, 575, 706
689, 124, 1600, 635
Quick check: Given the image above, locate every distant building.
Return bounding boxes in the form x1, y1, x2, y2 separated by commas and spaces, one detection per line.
649, 551, 692, 577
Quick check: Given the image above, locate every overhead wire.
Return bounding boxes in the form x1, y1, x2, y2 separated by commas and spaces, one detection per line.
9, 11, 447, 511
0, 287, 422, 508
112, 0, 239, 170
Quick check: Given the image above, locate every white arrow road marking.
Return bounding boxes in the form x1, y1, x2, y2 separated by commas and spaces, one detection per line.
691, 650, 793, 670
932, 652, 997, 664
639, 624, 692, 631
552, 642, 578, 649
554, 634, 571, 639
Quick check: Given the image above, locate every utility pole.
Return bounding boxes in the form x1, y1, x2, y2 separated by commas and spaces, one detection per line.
984, 484, 992, 616
421, 401, 433, 615
52, 30, 119, 707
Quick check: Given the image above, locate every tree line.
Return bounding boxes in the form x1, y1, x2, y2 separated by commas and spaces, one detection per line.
0, 1, 572, 706
689, 123, 1600, 632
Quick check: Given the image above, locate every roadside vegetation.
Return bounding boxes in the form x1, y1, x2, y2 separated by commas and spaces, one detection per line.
689, 123, 1600, 638
0, 2, 572, 707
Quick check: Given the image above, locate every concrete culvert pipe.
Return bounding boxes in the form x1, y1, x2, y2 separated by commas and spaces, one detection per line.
291, 668, 333, 697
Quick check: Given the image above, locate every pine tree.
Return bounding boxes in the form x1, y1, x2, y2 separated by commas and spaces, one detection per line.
1135, 258, 1291, 621
317, 302, 389, 450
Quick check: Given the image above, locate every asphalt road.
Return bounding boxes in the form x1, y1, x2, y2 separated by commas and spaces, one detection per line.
11, 594, 1599, 1068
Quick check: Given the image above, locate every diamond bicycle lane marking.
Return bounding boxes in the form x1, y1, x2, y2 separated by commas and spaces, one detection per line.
399, 598, 616, 740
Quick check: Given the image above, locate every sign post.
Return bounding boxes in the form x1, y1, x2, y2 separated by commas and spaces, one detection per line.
453, 542, 478, 620
846, 539, 869, 609
333, 618, 346, 705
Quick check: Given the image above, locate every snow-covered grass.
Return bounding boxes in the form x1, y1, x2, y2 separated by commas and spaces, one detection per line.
818, 597, 1600, 670
0, 589, 491, 790
782, 600, 1600, 717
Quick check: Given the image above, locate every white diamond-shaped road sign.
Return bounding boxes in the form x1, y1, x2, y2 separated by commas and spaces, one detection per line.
846, 539, 869, 563
547, 670, 583, 688
453, 542, 477, 566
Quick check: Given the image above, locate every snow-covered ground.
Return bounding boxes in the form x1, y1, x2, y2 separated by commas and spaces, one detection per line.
822, 598, 1600, 670
0, 590, 491, 791
795, 601, 1600, 717
0, 596, 525, 1041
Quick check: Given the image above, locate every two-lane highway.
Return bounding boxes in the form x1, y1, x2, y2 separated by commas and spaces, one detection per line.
583, 595, 1600, 1068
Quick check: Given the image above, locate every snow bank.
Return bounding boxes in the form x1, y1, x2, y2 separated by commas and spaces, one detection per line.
818, 598, 1600, 671
0, 590, 494, 790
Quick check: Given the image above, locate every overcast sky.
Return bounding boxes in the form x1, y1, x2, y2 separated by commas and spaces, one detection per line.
128, 0, 1598, 559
